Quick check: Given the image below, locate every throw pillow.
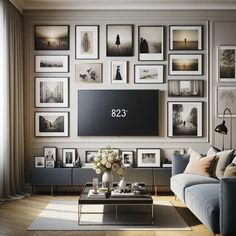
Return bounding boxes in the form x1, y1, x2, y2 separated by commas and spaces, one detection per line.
207, 145, 220, 156
223, 163, 236, 177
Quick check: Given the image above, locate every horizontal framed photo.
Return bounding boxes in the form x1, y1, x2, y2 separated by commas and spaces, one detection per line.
121, 151, 134, 167
35, 25, 69, 50
44, 147, 57, 161
35, 112, 69, 137
169, 54, 203, 76
35, 55, 69, 73
35, 77, 69, 108
46, 160, 55, 168
168, 102, 203, 137
62, 148, 76, 167
137, 149, 161, 168
110, 61, 127, 84
169, 25, 203, 50
134, 65, 164, 84
35, 156, 45, 168
168, 80, 204, 97
84, 150, 98, 167
101, 148, 120, 156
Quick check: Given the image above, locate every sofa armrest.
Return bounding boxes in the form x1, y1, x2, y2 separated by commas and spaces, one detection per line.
220, 177, 236, 236
172, 154, 190, 176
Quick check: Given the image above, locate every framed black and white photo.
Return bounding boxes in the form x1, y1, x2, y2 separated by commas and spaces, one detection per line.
134, 65, 163, 83
169, 54, 203, 75
168, 102, 203, 137
137, 149, 161, 168
62, 148, 76, 167
35, 77, 69, 108
35, 25, 69, 50
121, 151, 133, 167
218, 46, 236, 82
106, 24, 133, 57
35, 156, 45, 168
84, 150, 98, 167
75, 63, 102, 83
138, 26, 164, 61
169, 25, 203, 50
35, 112, 69, 137
168, 80, 204, 97
46, 160, 55, 168
110, 61, 127, 84
35, 55, 69, 73
75, 25, 99, 59
43, 147, 57, 161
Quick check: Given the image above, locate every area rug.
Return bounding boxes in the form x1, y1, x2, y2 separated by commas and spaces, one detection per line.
28, 200, 191, 231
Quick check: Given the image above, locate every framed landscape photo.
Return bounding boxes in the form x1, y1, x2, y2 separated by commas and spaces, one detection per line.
110, 61, 127, 84
75, 63, 102, 83
75, 25, 99, 59
137, 149, 161, 168
62, 148, 76, 167
46, 160, 55, 168
35, 112, 69, 137
121, 151, 133, 167
169, 54, 203, 75
106, 24, 133, 57
169, 25, 203, 50
44, 147, 57, 161
35, 156, 45, 168
35, 25, 69, 50
134, 64, 163, 83
168, 102, 203, 137
138, 26, 164, 61
35, 77, 69, 108
35, 55, 69, 73
84, 150, 98, 167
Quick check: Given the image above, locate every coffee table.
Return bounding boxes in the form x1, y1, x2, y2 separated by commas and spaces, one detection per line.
78, 182, 153, 225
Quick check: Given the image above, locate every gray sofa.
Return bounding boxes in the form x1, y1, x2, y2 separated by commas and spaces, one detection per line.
170, 153, 236, 236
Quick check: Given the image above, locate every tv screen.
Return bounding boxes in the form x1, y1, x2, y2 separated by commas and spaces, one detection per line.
78, 90, 159, 136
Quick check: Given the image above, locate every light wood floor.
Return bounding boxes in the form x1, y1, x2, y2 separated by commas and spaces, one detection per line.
0, 193, 219, 236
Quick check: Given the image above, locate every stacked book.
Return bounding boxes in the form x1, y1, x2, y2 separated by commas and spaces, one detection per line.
87, 189, 106, 198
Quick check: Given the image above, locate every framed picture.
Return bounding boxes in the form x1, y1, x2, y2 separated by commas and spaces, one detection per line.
110, 61, 127, 84
35, 112, 69, 137
137, 149, 161, 168
218, 46, 236, 82
169, 54, 203, 75
106, 24, 133, 57
168, 80, 204, 97
43, 147, 57, 161
35, 25, 69, 50
35, 156, 45, 168
62, 148, 76, 167
101, 148, 120, 156
138, 26, 164, 61
35, 55, 69, 73
75, 63, 102, 83
168, 102, 203, 137
84, 150, 98, 167
217, 87, 236, 117
75, 25, 99, 59
121, 151, 134, 167
169, 25, 203, 50
35, 77, 69, 108
46, 160, 55, 168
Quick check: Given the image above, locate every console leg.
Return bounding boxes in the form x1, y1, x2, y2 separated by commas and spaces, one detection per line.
51, 186, 54, 196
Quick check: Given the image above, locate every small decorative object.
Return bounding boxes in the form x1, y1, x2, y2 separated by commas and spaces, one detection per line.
102, 171, 113, 190
35, 156, 45, 168
137, 149, 161, 167
56, 160, 62, 168
118, 177, 126, 189
110, 61, 127, 84
121, 151, 133, 167
84, 150, 98, 167
92, 178, 99, 193
44, 147, 57, 162
74, 155, 82, 168
62, 148, 76, 167
45, 160, 55, 168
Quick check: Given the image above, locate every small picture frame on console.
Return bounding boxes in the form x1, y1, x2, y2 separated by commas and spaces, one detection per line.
35, 156, 45, 168
84, 150, 98, 167
121, 151, 134, 167
62, 148, 76, 167
137, 149, 161, 167
45, 160, 55, 168
44, 147, 57, 162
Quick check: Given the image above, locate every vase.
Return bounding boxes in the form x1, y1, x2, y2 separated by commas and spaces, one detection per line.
102, 171, 113, 191
118, 177, 126, 189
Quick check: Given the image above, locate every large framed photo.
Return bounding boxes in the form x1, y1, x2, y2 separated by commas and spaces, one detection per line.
35, 25, 69, 50
134, 65, 163, 83
35, 77, 69, 108
35, 156, 45, 168
35, 112, 69, 137
121, 151, 134, 167
218, 46, 236, 82
169, 25, 203, 50
110, 61, 127, 84
44, 147, 57, 161
75, 25, 99, 59
168, 102, 203, 137
137, 149, 161, 168
84, 150, 98, 167
138, 26, 164, 61
75, 63, 102, 83
62, 148, 76, 167
106, 24, 133, 57
169, 54, 203, 76
35, 55, 69, 73
168, 80, 204, 97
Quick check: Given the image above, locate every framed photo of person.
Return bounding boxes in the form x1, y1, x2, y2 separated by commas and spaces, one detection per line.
46, 160, 55, 168
121, 151, 134, 167
136, 149, 161, 167
43, 147, 57, 161
110, 61, 127, 84
35, 156, 45, 168
84, 150, 98, 167
62, 148, 76, 167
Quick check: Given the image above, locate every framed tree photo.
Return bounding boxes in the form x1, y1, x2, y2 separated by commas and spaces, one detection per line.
110, 61, 127, 84
137, 149, 161, 168
62, 148, 76, 167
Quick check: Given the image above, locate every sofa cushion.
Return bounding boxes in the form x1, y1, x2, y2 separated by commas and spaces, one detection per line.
223, 163, 236, 177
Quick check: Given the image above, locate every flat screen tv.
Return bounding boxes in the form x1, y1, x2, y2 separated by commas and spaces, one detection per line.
78, 90, 160, 136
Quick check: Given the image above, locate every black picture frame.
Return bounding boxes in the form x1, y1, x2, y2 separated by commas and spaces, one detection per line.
84, 150, 98, 167
62, 148, 76, 167
43, 146, 57, 162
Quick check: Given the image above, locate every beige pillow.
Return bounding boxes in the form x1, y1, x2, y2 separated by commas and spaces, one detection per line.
184, 150, 215, 177
223, 163, 236, 178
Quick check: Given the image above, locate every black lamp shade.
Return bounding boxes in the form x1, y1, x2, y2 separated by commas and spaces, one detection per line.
215, 120, 228, 135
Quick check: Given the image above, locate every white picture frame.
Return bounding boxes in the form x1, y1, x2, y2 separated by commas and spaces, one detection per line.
62, 148, 76, 167
110, 61, 127, 84
43, 147, 57, 161
35, 156, 45, 168
45, 160, 55, 168
137, 149, 161, 168
121, 151, 134, 167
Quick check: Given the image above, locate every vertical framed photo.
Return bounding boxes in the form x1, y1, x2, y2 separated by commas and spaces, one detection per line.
110, 61, 127, 84
169, 54, 203, 75
62, 148, 76, 167
168, 102, 203, 137
35, 55, 69, 73
169, 25, 203, 50
134, 65, 163, 83
106, 24, 133, 57
84, 150, 98, 167
43, 147, 57, 161
35, 156, 45, 168
138, 26, 164, 61
218, 46, 236, 82
46, 160, 55, 168
137, 149, 161, 168
75, 25, 99, 59
75, 63, 102, 83
121, 151, 134, 167
35, 25, 69, 50
35, 112, 69, 137
35, 77, 69, 108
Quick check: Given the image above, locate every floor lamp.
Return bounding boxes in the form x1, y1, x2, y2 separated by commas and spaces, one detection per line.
214, 108, 232, 150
